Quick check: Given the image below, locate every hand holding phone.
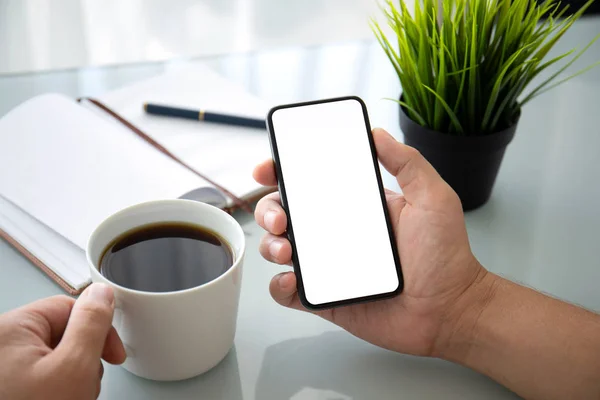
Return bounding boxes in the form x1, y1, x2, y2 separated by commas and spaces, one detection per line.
257, 97, 481, 356
266, 96, 403, 309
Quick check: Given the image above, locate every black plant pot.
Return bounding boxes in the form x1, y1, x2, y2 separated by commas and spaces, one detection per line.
399, 105, 518, 211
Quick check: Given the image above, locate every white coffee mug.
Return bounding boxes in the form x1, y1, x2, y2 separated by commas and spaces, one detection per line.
86, 199, 245, 381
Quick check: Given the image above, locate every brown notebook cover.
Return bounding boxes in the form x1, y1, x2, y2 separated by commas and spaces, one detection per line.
1, 97, 274, 295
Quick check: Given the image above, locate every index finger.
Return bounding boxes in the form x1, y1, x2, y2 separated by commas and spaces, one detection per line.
15, 295, 75, 348
252, 159, 277, 187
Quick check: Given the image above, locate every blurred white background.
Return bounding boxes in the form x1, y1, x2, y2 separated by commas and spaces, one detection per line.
0, 0, 387, 74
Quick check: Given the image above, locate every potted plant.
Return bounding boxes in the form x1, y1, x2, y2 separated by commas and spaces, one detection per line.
371, 0, 600, 210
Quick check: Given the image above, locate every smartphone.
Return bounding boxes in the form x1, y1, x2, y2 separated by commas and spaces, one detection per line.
266, 96, 403, 310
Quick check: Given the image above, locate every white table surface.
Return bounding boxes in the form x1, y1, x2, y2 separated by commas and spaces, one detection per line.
1, 16, 600, 400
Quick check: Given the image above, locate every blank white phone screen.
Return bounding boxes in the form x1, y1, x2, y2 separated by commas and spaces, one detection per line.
270, 98, 400, 306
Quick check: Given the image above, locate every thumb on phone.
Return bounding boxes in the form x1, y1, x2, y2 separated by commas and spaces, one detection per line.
372, 128, 447, 205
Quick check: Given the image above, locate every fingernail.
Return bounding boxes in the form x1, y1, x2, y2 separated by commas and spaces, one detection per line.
85, 283, 114, 307
279, 273, 293, 290
270, 240, 283, 259
278, 275, 286, 289
264, 210, 277, 231
275, 273, 284, 285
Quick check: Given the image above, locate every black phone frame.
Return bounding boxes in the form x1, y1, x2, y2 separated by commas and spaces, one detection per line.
266, 96, 404, 310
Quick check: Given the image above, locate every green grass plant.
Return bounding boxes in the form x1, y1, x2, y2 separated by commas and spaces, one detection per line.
371, 0, 600, 135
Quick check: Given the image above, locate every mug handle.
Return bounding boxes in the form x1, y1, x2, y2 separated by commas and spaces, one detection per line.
113, 298, 135, 358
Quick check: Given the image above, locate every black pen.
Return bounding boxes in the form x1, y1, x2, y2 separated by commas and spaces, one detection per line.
143, 103, 266, 129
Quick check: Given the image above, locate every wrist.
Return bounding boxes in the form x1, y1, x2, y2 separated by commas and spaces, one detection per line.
432, 262, 502, 363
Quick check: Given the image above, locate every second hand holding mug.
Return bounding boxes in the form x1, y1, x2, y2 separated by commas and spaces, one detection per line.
86, 199, 245, 381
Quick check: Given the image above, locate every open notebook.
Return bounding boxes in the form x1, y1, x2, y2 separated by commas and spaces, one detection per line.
0, 65, 273, 294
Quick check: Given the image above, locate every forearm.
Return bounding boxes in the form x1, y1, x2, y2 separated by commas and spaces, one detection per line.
439, 268, 600, 400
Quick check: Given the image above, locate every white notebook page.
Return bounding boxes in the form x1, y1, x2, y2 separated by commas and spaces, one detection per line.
0, 93, 208, 250
0, 195, 89, 290
95, 64, 272, 202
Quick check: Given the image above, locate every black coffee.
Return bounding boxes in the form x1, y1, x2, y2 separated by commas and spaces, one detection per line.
99, 223, 233, 292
